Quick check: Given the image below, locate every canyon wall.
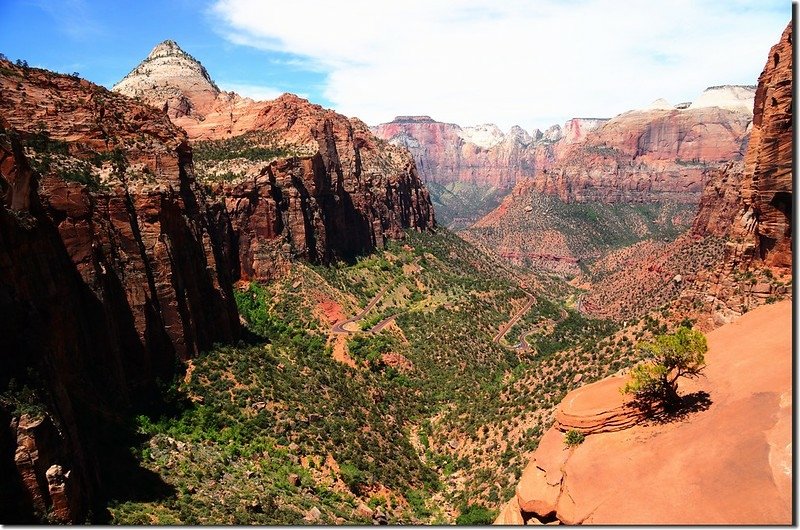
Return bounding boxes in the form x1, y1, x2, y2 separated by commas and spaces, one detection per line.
114, 41, 435, 278
0, 60, 241, 521
498, 23, 793, 524
2, 40, 437, 521
373, 89, 753, 228
728, 23, 793, 268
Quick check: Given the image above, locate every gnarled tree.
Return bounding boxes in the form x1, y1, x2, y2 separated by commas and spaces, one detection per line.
621, 327, 707, 407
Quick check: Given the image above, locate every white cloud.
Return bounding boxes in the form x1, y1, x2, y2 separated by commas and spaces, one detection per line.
210, 0, 789, 130
216, 82, 295, 101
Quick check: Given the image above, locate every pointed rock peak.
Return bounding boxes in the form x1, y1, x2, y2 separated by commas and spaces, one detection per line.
113, 40, 220, 119
505, 125, 533, 144
541, 124, 563, 143
644, 98, 673, 110
148, 39, 184, 58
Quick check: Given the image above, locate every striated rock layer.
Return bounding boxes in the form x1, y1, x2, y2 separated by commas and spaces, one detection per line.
2, 40, 436, 521
728, 23, 793, 268
497, 300, 792, 524
552, 377, 653, 435
114, 42, 435, 274
373, 88, 753, 228
0, 59, 240, 522
576, 22, 793, 324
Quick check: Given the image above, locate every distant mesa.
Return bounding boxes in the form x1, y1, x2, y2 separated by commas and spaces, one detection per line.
689, 85, 756, 112
392, 115, 437, 123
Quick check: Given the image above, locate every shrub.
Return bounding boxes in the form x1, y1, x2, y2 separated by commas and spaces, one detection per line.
621, 326, 707, 405
563, 429, 585, 447
455, 504, 497, 525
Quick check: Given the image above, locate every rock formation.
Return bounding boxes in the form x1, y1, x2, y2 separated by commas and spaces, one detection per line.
0, 58, 240, 522
727, 23, 793, 268
114, 41, 435, 273
576, 22, 792, 323
373, 88, 753, 227
498, 25, 793, 523
2, 41, 436, 520
529, 98, 753, 204
496, 299, 792, 524
113, 40, 220, 120
371, 117, 560, 227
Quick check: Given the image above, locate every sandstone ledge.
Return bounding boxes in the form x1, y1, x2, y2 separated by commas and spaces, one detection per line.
553, 376, 650, 435
496, 300, 792, 525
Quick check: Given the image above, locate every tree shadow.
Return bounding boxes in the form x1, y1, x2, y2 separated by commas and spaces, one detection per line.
632, 390, 713, 425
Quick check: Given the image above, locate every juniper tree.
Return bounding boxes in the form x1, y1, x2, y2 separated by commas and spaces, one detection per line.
621, 326, 707, 406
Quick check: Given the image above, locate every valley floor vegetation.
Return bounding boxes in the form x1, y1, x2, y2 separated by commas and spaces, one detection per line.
106, 229, 684, 524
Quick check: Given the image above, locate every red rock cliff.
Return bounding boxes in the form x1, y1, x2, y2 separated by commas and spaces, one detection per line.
372, 117, 547, 191
114, 42, 435, 278
729, 23, 793, 268
496, 300, 791, 524
0, 60, 240, 522
530, 101, 752, 204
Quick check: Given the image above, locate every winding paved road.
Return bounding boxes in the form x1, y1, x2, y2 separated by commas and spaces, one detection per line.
494, 294, 570, 353
332, 285, 390, 334
492, 293, 536, 345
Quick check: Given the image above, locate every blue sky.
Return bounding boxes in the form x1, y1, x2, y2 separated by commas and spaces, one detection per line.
0, 0, 328, 102
0, 0, 791, 130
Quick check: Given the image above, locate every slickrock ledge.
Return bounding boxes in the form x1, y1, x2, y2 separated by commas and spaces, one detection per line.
496, 299, 792, 525
553, 376, 652, 435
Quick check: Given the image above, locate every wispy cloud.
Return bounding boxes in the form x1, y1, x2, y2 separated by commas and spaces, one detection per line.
210, 0, 789, 130
217, 81, 304, 101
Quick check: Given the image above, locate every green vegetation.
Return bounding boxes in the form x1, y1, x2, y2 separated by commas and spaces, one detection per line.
563, 429, 585, 447
530, 309, 617, 359
426, 181, 506, 229
455, 504, 497, 525
464, 190, 696, 277
1, 122, 111, 190
193, 131, 294, 163
191, 131, 315, 182
621, 327, 707, 404
110, 229, 641, 523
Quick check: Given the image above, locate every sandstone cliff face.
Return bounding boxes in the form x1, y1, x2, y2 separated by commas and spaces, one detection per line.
113, 42, 435, 274
373, 90, 751, 229
530, 102, 752, 204
729, 23, 793, 268
372, 116, 547, 190
0, 60, 240, 521
496, 300, 792, 525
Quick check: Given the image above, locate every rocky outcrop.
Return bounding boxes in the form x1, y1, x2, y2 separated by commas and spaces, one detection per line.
690, 162, 744, 237
553, 377, 653, 435
114, 42, 434, 270
11, 415, 79, 523
531, 100, 753, 204
498, 300, 792, 524
728, 23, 793, 268
374, 88, 752, 228
0, 59, 240, 521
